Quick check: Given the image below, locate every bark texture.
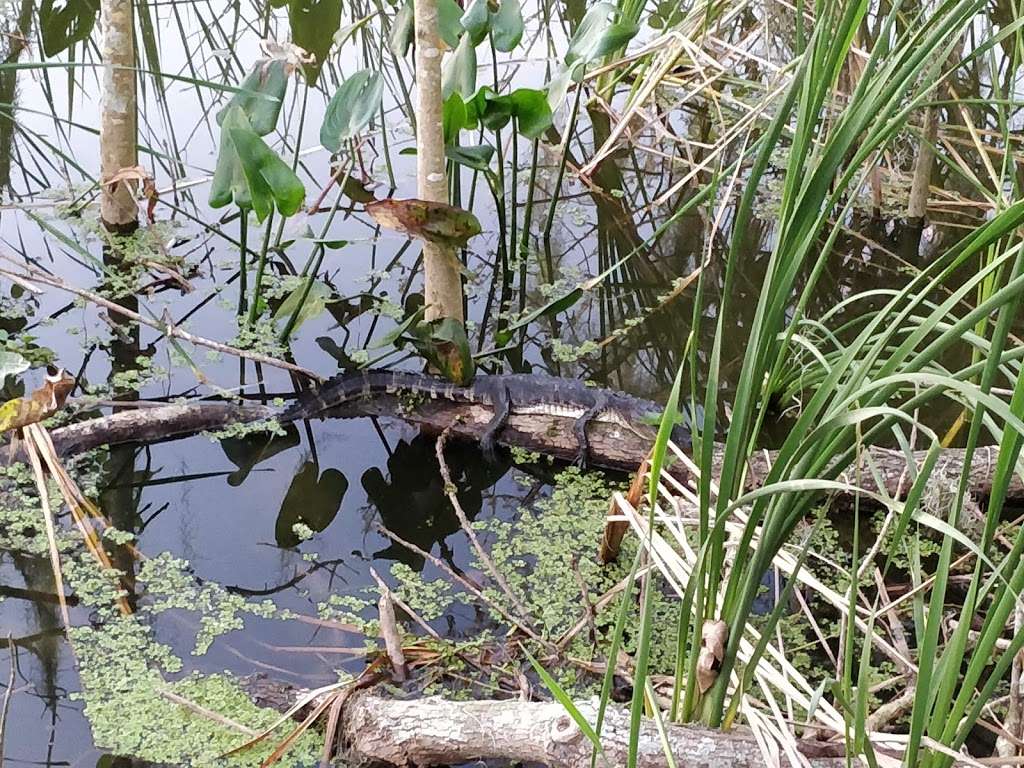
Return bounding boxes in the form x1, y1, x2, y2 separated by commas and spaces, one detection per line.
236, 680, 849, 768
99, 0, 138, 230
414, 0, 464, 322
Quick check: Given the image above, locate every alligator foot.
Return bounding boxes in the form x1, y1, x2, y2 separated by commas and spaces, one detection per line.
480, 382, 511, 463
572, 396, 606, 468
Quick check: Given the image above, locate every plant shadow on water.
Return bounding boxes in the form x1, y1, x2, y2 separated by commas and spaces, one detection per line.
0, 0, 1010, 762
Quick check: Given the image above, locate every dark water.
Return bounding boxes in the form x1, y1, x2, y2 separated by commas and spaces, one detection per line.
0, 0, 981, 764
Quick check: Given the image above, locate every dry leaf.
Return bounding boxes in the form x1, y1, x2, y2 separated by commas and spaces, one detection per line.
366, 198, 482, 249
143, 176, 159, 224
0, 366, 75, 434
696, 619, 728, 695
105, 164, 152, 192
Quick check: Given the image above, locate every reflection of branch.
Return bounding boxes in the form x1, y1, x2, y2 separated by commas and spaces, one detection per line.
0, 584, 79, 606
435, 427, 534, 626
0, 635, 15, 763
221, 557, 349, 597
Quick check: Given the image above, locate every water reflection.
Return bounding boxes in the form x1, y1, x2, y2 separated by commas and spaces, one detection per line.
363, 434, 508, 569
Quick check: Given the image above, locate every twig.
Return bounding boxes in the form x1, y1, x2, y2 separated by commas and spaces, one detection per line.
0, 636, 16, 764
435, 427, 535, 625
570, 556, 598, 646
374, 523, 549, 647
375, 580, 409, 682
0, 262, 320, 382
157, 687, 260, 737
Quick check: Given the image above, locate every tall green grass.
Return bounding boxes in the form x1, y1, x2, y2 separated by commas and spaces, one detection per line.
545, 0, 1024, 762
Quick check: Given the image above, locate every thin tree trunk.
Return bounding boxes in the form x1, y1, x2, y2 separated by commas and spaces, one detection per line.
100, 0, 139, 232
414, 0, 464, 322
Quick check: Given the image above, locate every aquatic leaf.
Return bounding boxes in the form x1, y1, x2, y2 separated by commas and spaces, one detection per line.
443, 92, 468, 144
366, 198, 482, 248
408, 317, 475, 385
273, 278, 333, 332
565, 2, 639, 67
39, 0, 99, 57
215, 59, 288, 137
275, 462, 348, 547
460, 0, 491, 45
320, 70, 384, 152
491, 0, 524, 51
545, 3, 638, 109
0, 351, 29, 383
278, 0, 343, 84
370, 305, 426, 350
388, 0, 415, 57
442, 33, 477, 99
437, 0, 466, 48
495, 286, 582, 346
226, 124, 306, 221
445, 144, 495, 171
471, 87, 552, 138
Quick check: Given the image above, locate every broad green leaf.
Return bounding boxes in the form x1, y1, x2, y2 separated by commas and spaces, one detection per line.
39, 0, 99, 57
388, 0, 415, 57
211, 110, 306, 219
506, 88, 552, 137
445, 144, 495, 171
273, 278, 333, 332
443, 92, 468, 144
565, 2, 638, 67
460, 0, 491, 44
209, 107, 257, 211
215, 60, 288, 137
0, 351, 29, 383
459, 86, 552, 139
491, 0, 523, 51
279, 0, 343, 84
545, 2, 638, 109
372, 305, 427, 349
438, 0, 466, 48
366, 198, 482, 248
320, 70, 384, 152
442, 33, 477, 99
229, 126, 306, 221
407, 317, 475, 384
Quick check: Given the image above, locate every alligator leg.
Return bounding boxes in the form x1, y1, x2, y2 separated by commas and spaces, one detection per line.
480, 383, 511, 461
571, 394, 607, 467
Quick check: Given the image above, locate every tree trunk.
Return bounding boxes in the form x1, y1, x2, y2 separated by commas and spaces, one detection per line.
235, 680, 850, 768
99, 0, 138, 232
414, 0, 464, 322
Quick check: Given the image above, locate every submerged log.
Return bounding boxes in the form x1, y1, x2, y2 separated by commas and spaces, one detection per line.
9, 392, 1018, 505
237, 676, 849, 768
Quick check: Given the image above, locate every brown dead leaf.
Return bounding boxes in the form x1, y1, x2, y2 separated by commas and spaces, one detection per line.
105, 164, 152, 192
696, 619, 728, 695
143, 177, 159, 224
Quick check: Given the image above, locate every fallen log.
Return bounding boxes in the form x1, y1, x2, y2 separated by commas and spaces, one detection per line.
237, 676, 850, 768
8, 392, 1017, 505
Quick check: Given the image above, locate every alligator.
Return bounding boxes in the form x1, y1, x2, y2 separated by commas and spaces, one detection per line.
287, 369, 692, 464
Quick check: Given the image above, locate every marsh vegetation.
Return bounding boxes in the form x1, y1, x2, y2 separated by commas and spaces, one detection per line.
2, 0, 1024, 765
